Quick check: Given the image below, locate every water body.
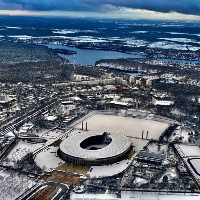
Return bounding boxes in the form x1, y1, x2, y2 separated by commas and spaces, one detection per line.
47, 44, 144, 66
47, 44, 199, 66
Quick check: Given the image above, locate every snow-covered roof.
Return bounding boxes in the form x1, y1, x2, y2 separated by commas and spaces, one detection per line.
153, 100, 174, 106
4, 131, 15, 138
59, 131, 132, 160
45, 115, 57, 121
110, 101, 129, 106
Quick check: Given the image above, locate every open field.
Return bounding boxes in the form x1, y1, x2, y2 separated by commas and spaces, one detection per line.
75, 114, 169, 140
34, 146, 65, 170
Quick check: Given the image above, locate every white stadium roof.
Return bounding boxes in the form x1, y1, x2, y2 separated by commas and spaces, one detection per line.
59, 131, 132, 160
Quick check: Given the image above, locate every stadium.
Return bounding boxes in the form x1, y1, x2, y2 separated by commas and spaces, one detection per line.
58, 131, 132, 165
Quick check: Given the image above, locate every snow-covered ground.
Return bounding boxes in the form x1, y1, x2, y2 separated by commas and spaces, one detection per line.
0, 169, 36, 200
75, 114, 169, 140
52, 29, 78, 34
131, 31, 148, 34
189, 158, 200, 174
62, 36, 108, 43
71, 193, 118, 200
34, 146, 64, 170
147, 143, 168, 153
39, 129, 64, 140
34, 128, 49, 137
168, 128, 190, 143
122, 38, 148, 47
159, 37, 199, 44
175, 144, 200, 181
6, 140, 43, 165
171, 108, 186, 116
176, 144, 200, 157
88, 159, 133, 178
133, 177, 148, 187
130, 138, 149, 152
52, 29, 98, 34
148, 41, 200, 51
71, 191, 200, 200
158, 168, 179, 183
6, 26, 22, 29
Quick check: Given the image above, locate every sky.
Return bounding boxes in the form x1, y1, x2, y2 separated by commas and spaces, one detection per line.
0, 0, 200, 20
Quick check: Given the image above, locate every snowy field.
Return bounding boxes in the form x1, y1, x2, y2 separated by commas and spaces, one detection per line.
159, 37, 199, 44
71, 191, 200, 200
131, 138, 149, 152
6, 140, 43, 164
176, 144, 200, 157
189, 158, 200, 175
175, 144, 200, 180
34, 146, 64, 170
75, 114, 169, 140
88, 159, 133, 178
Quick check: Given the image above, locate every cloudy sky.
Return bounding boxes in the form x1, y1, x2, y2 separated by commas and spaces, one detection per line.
0, 0, 200, 20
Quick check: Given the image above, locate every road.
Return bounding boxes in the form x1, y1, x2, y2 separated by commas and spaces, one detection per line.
0, 99, 58, 136
16, 181, 69, 200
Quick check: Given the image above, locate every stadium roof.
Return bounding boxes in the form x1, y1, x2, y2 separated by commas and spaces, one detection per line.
59, 131, 132, 160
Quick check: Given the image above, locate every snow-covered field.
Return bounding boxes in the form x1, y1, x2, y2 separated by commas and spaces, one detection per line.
176, 144, 200, 157
122, 38, 148, 47
189, 158, 200, 175
148, 41, 198, 51
6, 140, 43, 164
75, 114, 169, 140
131, 138, 149, 152
88, 159, 133, 178
159, 37, 199, 44
175, 144, 200, 180
71, 191, 200, 200
62, 36, 108, 43
52, 29, 98, 34
34, 146, 64, 170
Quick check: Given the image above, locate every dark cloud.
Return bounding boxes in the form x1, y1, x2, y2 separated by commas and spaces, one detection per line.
81, 0, 200, 15
1, 0, 91, 11
1, 0, 200, 16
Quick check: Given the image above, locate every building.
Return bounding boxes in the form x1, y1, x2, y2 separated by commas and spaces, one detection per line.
58, 131, 132, 165
152, 96, 175, 106
108, 101, 133, 109
137, 150, 165, 165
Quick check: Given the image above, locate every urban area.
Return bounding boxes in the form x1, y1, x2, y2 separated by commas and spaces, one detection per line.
0, 17, 200, 200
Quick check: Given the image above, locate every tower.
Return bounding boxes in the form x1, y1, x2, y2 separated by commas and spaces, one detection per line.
71, 52, 76, 81
136, 100, 139, 111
